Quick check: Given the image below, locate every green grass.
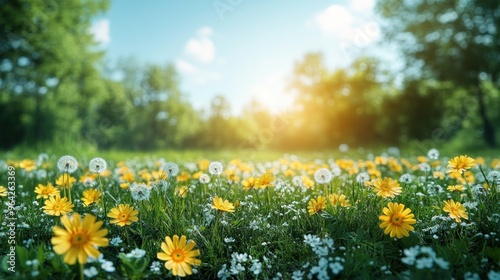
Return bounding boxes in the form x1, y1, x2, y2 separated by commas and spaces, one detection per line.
1, 149, 500, 279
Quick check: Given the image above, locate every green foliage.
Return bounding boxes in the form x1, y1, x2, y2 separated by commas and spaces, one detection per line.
377, 0, 500, 147
118, 252, 149, 280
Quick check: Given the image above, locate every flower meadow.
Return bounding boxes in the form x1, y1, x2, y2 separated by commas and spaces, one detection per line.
1, 150, 500, 279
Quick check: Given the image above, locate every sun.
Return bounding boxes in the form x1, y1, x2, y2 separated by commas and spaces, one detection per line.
249, 74, 295, 113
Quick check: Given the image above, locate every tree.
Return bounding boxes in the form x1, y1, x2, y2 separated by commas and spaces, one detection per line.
288, 53, 386, 148
0, 0, 109, 149
377, 0, 500, 147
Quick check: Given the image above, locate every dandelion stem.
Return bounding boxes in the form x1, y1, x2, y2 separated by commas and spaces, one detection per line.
98, 175, 107, 221
79, 262, 84, 280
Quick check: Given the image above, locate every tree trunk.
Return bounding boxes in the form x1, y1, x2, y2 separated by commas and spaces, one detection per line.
477, 86, 496, 147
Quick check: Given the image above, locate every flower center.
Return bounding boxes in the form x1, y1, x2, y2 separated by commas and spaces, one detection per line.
71, 232, 88, 246
119, 213, 129, 221
391, 213, 404, 226
171, 249, 185, 263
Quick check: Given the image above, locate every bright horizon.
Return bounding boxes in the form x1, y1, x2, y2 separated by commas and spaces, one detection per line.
91, 0, 382, 115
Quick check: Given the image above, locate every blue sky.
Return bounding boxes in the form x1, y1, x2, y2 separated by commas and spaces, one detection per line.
90, 0, 380, 114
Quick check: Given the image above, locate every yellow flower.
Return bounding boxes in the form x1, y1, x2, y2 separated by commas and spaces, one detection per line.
51, 213, 109, 265
198, 159, 210, 171
0, 186, 8, 197
379, 202, 416, 238
177, 172, 190, 182
443, 199, 468, 222
175, 186, 189, 198
301, 176, 314, 189
256, 172, 275, 189
19, 159, 37, 171
307, 195, 327, 216
81, 189, 102, 207
43, 195, 74, 216
433, 171, 445, 180
212, 196, 235, 213
242, 177, 257, 190
157, 235, 201, 277
447, 185, 465, 192
34, 183, 60, 199
372, 178, 402, 198
192, 171, 203, 180
446, 155, 476, 175
55, 174, 76, 189
328, 193, 351, 207
107, 204, 139, 227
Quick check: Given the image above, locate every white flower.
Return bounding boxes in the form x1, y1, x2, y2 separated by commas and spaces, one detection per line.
101, 260, 115, 272
400, 173, 413, 184
339, 144, 349, 152
292, 270, 305, 280
415, 257, 434, 269
464, 272, 481, 280
356, 172, 370, 183
83, 266, 98, 278
329, 262, 344, 275
150, 261, 161, 273
488, 171, 500, 184
314, 168, 332, 184
232, 252, 248, 263
434, 257, 449, 270
419, 163, 431, 172
89, 157, 107, 173
401, 246, 420, 265
162, 162, 179, 177
229, 262, 246, 274
304, 234, 322, 248
250, 261, 262, 275
57, 155, 78, 173
427, 149, 440, 160
217, 264, 231, 279
488, 270, 500, 280
110, 237, 123, 246
130, 183, 151, 201
209, 161, 223, 175
126, 248, 146, 258
224, 237, 235, 243
199, 173, 210, 184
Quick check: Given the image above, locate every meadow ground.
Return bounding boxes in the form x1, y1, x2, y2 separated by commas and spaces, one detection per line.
1, 147, 500, 279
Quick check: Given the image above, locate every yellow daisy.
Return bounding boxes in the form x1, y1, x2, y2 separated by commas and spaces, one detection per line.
51, 213, 108, 265
307, 195, 327, 216
379, 202, 416, 238
107, 204, 139, 227
157, 235, 201, 277
443, 199, 468, 222
211, 196, 235, 213
372, 177, 402, 198
42, 195, 74, 216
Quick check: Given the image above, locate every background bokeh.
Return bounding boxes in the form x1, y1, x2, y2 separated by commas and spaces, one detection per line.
1, 0, 499, 152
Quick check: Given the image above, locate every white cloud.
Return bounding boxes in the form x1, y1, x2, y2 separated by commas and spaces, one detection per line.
184, 27, 215, 63
314, 5, 354, 36
192, 71, 221, 84
175, 59, 198, 75
350, 0, 376, 14
90, 19, 110, 44
311, 4, 380, 46
176, 59, 220, 85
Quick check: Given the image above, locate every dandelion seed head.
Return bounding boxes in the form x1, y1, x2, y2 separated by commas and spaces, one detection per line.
57, 155, 78, 173
89, 157, 107, 173
209, 161, 223, 175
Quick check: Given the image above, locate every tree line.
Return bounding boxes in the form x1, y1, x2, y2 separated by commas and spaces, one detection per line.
1, 0, 499, 151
